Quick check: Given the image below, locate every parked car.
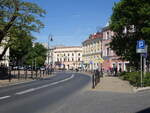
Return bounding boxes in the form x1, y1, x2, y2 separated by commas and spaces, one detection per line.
18, 66, 24, 70
40, 66, 45, 71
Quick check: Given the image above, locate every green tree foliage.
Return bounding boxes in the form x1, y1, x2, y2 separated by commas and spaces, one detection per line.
109, 0, 150, 68
25, 43, 47, 67
0, 0, 46, 59
10, 30, 34, 65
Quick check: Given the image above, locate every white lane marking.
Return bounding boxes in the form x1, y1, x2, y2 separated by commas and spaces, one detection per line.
16, 88, 35, 95
15, 74, 74, 95
0, 96, 11, 100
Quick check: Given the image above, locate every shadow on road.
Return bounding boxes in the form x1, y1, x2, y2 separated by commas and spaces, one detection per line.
136, 107, 150, 113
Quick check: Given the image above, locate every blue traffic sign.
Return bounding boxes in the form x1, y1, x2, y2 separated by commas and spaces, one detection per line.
137, 40, 145, 49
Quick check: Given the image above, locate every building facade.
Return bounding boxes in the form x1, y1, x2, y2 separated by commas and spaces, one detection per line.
102, 27, 129, 72
46, 46, 83, 70
82, 32, 103, 71
82, 26, 129, 72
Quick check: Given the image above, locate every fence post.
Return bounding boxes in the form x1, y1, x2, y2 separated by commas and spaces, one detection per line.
92, 74, 95, 89
40, 70, 41, 78
25, 69, 27, 80
18, 69, 20, 79
36, 69, 38, 79
31, 69, 33, 79
8, 67, 11, 82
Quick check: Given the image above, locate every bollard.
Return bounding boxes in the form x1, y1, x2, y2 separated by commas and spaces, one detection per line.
95, 74, 98, 86
98, 74, 100, 83
92, 74, 95, 89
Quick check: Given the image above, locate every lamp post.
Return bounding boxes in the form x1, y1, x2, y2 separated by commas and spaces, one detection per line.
100, 38, 103, 76
48, 34, 53, 66
47, 34, 53, 75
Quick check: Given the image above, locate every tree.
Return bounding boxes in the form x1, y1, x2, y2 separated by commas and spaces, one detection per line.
25, 43, 47, 67
10, 30, 34, 66
0, 0, 46, 60
109, 0, 150, 68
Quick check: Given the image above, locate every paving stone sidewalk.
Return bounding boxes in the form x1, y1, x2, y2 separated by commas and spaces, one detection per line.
0, 74, 55, 87
0, 78, 33, 87
93, 76, 134, 93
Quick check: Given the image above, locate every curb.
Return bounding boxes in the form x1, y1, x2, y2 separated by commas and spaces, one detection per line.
133, 87, 150, 93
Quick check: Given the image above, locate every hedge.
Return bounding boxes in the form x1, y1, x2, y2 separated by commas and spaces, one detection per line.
120, 72, 150, 87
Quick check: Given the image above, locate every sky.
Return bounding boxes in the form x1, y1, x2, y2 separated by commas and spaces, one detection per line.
25, 0, 120, 46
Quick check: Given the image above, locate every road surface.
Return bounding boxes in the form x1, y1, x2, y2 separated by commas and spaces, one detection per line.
0, 72, 150, 113
0, 72, 91, 113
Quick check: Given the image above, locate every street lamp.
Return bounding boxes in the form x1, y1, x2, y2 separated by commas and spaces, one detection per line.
47, 34, 53, 66
100, 38, 103, 75
47, 34, 54, 75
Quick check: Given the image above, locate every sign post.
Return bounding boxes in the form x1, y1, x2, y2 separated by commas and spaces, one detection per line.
140, 54, 143, 87
136, 40, 147, 87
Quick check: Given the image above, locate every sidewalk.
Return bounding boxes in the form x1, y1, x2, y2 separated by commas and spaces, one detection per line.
92, 76, 134, 93
0, 73, 55, 87
0, 78, 33, 87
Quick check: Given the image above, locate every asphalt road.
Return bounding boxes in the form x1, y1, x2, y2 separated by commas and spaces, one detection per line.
0, 72, 150, 113
0, 72, 91, 113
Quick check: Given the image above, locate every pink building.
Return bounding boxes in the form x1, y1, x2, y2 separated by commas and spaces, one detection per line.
101, 27, 129, 72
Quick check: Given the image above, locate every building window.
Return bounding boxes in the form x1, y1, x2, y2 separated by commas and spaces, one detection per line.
78, 53, 80, 56
78, 58, 80, 61
107, 32, 109, 39
68, 58, 69, 62
68, 53, 69, 56
72, 58, 74, 61
72, 53, 74, 56
107, 48, 109, 56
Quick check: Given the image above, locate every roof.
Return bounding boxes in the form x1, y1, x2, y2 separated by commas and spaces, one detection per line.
102, 26, 110, 32
82, 32, 103, 44
55, 46, 82, 49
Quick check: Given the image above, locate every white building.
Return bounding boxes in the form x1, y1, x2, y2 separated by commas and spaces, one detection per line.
46, 46, 83, 70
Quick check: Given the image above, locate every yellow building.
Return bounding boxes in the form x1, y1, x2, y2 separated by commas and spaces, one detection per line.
82, 32, 103, 71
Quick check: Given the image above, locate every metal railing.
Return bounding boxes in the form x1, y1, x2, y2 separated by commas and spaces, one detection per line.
0, 66, 54, 82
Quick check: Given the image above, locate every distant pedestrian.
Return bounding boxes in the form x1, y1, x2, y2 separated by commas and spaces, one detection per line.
114, 67, 118, 76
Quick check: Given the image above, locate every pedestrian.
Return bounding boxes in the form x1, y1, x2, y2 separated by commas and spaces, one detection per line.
114, 67, 118, 76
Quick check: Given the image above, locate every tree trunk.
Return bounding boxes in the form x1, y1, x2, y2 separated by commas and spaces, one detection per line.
0, 0, 19, 44
0, 16, 18, 44
0, 46, 9, 60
